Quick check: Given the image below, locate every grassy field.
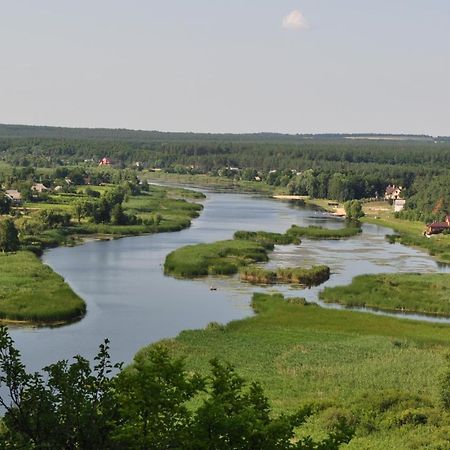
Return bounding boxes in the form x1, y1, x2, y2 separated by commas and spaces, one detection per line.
320, 273, 450, 316
0, 251, 85, 323
240, 265, 330, 286
164, 239, 269, 277
137, 292, 450, 449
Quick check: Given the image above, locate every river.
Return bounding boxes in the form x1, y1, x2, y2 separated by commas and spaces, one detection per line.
8, 191, 448, 372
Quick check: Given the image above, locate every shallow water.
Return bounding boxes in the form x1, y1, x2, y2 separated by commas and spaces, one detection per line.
8, 192, 448, 371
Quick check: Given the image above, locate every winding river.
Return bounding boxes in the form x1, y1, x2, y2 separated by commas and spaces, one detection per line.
8, 191, 449, 372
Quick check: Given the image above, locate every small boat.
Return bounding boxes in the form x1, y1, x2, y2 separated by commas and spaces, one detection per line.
209, 286, 217, 291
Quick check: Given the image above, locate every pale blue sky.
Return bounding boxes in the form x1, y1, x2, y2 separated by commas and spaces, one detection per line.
1, 1, 449, 135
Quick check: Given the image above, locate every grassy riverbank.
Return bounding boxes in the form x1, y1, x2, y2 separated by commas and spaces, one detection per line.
17, 185, 204, 253
137, 292, 450, 448
3, 184, 204, 325
363, 202, 450, 264
320, 273, 450, 316
0, 251, 85, 323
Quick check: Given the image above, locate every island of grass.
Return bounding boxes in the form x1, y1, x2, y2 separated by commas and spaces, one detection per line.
240, 265, 330, 286
233, 230, 300, 247
164, 239, 269, 277
164, 225, 360, 280
320, 273, 450, 316
287, 224, 361, 239
0, 251, 85, 323
136, 292, 450, 448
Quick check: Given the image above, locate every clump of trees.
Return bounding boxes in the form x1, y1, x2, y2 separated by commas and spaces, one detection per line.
0, 327, 353, 449
344, 200, 365, 221
399, 174, 450, 223
0, 219, 19, 252
74, 186, 139, 225
0, 192, 11, 215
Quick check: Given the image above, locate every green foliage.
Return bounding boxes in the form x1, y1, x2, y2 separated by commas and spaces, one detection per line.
115, 346, 204, 448
0, 328, 122, 449
0, 219, 19, 252
0, 327, 352, 449
320, 273, 450, 316
0, 192, 11, 215
399, 174, 450, 222
39, 209, 72, 228
344, 200, 364, 220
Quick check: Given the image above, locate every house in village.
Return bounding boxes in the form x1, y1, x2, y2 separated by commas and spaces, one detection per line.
99, 157, 112, 166
31, 183, 48, 194
5, 189, 22, 205
384, 185, 403, 200
426, 215, 450, 235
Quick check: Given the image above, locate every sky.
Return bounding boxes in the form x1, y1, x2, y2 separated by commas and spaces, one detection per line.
0, 0, 449, 135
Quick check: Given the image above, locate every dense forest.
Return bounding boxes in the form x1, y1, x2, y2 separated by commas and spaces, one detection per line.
0, 124, 449, 221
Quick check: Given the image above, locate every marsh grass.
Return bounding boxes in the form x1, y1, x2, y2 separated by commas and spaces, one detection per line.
233, 230, 300, 248
164, 240, 269, 278
136, 292, 450, 448
240, 265, 330, 286
0, 251, 85, 322
320, 273, 450, 316
287, 224, 362, 239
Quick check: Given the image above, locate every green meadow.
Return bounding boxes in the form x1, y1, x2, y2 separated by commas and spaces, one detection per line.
0, 251, 85, 323
137, 292, 450, 449
320, 273, 450, 316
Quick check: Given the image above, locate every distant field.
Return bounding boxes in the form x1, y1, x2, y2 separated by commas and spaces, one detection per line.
0, 251, 85, 323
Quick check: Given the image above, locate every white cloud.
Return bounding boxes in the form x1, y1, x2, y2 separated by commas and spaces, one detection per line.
282, 10, 309, 30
